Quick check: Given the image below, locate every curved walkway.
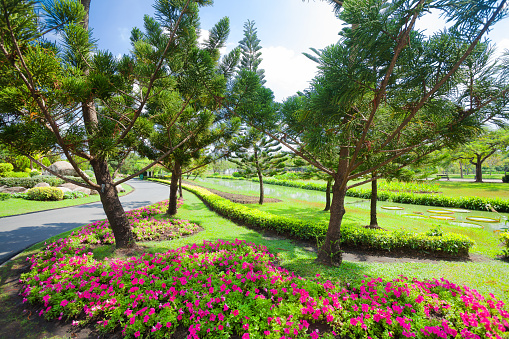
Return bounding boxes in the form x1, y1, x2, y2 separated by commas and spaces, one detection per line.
0, 179, 170, 265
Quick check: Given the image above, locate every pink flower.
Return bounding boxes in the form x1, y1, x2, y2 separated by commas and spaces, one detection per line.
60, 300, 68, 307
232, 310, 239, 316
242, 334, 250, 339
311, 331, 319, 339
134, 331, 140, 338
264, 331, 270, 335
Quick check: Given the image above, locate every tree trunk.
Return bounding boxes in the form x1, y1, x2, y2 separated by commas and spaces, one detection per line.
257, 171, 264, 205
475, 156, 483, 183
179, 174, 183, 198
317, 178, 346, 266
91, 158, 135, 248
167, 161, 181, 215
369, 178, 378, 228
324, 178, 332, 211
459, 161, 463, 179
317, 146, 349, 266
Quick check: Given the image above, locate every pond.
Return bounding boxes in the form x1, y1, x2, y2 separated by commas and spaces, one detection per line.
194, 178, 509, 231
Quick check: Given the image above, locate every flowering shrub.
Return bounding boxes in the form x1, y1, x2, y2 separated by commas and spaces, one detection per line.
152, 179, 474, 257
20, 236, 509, 338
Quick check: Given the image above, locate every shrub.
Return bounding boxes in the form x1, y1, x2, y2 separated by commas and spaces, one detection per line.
0, 176, 64, 188
232, 171, 244, 178
0, 163, 14, 177
0, 192, 11, 201
29, 170, 41, 177
503, 174, 509, 183
26, 187, 64, 201
63, 191, 88, 199
3, 171, 30, 178
150, 178, 474, 257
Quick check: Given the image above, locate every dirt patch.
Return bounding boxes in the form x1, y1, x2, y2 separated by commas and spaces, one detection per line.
184, 181, 282, 204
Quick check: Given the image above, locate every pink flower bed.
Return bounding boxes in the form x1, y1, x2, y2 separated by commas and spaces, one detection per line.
20, 231, 509, 339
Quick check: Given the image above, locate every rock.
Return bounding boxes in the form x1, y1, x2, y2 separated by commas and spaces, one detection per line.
73, 187, 91, 195
1, 186, 28, 193
43, 161, 84, 177
56, 187, 71, 193
34, 182, 50, 188
90, 189, 99, 195
59, 183, 79, 190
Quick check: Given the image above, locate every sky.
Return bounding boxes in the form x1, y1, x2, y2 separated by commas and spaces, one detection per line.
87, 0, 509, 102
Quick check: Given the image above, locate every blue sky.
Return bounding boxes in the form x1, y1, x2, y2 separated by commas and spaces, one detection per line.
88, 0, 509, 102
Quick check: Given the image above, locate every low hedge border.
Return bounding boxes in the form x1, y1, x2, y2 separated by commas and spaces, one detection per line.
151, 178, 474, 257
206, 175, 509, 213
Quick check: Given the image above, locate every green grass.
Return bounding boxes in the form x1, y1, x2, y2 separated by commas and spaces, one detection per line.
438, 181, 509, 199
0, 184, 133, 217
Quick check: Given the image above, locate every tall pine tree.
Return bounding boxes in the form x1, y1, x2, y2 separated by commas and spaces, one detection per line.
238, 20, 265, 84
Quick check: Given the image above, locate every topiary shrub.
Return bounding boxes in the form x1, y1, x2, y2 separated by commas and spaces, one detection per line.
26, 187, 64, 201
502, 174, 509, 183
0, 192, 11, 201
0, 163, 14, 177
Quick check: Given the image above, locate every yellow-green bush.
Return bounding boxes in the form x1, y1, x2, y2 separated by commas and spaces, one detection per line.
26, 187, 64, 201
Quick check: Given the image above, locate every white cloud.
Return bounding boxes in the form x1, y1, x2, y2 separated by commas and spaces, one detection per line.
260, 46, 318, 102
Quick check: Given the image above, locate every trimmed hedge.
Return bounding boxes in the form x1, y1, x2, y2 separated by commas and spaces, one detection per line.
208, 176, 509, 213
0, 175, 94, 188
151, 178, 474, 257
26, 187, 64, 201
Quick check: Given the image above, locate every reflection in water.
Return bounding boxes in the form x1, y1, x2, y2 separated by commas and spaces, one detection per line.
196, 178, 509, 230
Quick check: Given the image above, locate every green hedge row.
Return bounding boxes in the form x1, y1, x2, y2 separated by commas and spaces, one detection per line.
208, 175, 509, 213
0, 175, 94, 188
151, 178, 474, 257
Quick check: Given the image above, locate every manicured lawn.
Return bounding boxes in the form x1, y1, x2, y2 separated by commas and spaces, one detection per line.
438, 181, 509, 199
0, 184, 133, 217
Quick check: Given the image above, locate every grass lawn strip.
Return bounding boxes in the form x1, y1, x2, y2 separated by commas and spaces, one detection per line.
0, 183, 134, 218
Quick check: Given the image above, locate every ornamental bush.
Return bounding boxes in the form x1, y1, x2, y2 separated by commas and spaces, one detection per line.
151, 179, 474, 257
26, 187, 64, 201
0, 162, 14, 176
502, 174, 509, 183
0, 192, 11, 201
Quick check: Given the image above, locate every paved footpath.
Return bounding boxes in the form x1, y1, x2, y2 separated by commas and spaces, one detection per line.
0, 179, 170, 265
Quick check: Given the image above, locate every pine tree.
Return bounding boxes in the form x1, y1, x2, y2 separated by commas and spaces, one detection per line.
238, 20, 265, 84
230, 131, 287, 205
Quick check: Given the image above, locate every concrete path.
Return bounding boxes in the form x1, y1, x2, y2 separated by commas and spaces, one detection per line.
0, 179, 170, 265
